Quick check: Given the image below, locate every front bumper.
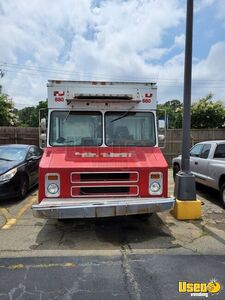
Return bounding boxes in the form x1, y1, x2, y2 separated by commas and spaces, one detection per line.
32, 197, 175, 219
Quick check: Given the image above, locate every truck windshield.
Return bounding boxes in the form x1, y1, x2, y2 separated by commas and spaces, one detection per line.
105, 112, 156, 146
50, 111, 102, 146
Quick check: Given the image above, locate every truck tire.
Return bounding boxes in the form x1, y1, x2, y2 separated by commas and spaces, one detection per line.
220, 183, 225, 209
173, 164, 180, 181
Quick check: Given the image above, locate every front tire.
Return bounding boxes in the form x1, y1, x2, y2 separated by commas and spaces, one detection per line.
18, 176, 29, 200
220, 183, 225, 209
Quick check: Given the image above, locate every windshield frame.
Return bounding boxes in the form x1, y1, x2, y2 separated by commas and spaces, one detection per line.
49, 110, 157, 148
105, 111, 156, 147
49, 110, 103, 147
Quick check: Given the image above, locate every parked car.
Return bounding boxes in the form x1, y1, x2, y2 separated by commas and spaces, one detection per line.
0, 144, 43, 200
172, 140, 225, 208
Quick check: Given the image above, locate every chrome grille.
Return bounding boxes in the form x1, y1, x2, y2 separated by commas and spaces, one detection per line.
70, 171, 139, 197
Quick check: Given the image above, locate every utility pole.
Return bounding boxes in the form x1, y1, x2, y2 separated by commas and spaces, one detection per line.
174, 0, 196, 201
0, 68, 5, 94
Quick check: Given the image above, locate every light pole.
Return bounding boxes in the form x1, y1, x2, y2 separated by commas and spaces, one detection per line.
174, 0, 196, 201
0, 69, 5, 94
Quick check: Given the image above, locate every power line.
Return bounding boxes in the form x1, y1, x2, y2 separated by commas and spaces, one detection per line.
1, 61, 225, 85
3, 69, 225, 89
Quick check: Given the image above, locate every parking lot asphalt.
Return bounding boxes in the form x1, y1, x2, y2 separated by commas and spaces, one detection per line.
0, 170, 225, 299
0, 169, 225, 257
0, 255, 225, 300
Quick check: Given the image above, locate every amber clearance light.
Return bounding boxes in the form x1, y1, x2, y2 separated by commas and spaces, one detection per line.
47, 175, 59, 181
150, 174, 160, 180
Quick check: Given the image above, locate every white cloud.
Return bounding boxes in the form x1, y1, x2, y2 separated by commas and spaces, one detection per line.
0, 0, 185, 107
65, 0, 185, 82
158, 42, 225, 103
216, 0, 225, 23
0, 0, 225, 107
194, 0, 215, 12
174, 34, 185, 47
194, 42, 225, 80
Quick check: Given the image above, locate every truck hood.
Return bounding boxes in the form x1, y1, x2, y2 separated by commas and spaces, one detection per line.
40, 147, 167, 170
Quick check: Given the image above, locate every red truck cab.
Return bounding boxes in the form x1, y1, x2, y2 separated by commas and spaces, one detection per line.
32, 81, 174, 219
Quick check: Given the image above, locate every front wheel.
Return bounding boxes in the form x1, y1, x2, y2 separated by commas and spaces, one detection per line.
220, 183, 225, 209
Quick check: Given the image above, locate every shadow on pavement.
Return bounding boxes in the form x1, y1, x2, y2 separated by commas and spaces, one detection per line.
31, 213, 178, 251
196, 183, 223, 208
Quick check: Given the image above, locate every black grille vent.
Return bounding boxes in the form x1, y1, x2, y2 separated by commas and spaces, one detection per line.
80, 173, 129, 182
80, 186, 129, 195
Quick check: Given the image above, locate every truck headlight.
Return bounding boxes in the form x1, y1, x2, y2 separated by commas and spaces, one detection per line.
150, 182, 160, 193
0, 168, 17, 182
45, 173, 60, 197
149, 172, 163, 195
47, 183, 59, 194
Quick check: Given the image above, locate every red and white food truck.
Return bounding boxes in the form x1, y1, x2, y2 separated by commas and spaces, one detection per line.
32, 80, 174, 219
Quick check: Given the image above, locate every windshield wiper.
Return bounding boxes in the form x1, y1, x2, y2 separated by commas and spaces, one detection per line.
110, 106, 135, 123
63, 109, 72, 123
0, 158, 13, 161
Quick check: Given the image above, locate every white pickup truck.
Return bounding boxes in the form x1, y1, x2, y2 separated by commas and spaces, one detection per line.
172, 140, 225, 208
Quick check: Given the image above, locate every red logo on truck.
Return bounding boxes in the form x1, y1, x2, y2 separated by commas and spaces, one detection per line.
54, 91, 65, 102
54, 91, 65, 96
142, 93, 152, 103
55, 97, 64, 102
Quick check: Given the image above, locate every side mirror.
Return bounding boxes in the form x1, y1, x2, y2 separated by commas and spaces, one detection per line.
40, 118, 47, 131
158, 134, 165, 142
39, 109, 48, 149
40, 133, 46, 141
157, 119, 166, 148
158, 119, 166, 130
40, 133, 47, 149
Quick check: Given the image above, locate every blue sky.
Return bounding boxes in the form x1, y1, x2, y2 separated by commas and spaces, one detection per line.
194, 3, 224, 58
0, 0, 225, 108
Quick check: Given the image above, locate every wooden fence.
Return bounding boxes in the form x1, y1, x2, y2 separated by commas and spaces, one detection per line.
0, 127, 224, 165
0, 127, 39, 146
162, 128, 225, 165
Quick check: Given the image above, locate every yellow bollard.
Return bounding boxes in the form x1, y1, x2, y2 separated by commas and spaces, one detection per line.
171, 199, 202, 220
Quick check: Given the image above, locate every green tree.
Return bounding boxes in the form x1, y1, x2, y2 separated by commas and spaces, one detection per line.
18, 100, 47, 127
157, 99, 183, 129
0, 93, 18, 126
17, 106, 36, 127
191, 94, 225, 128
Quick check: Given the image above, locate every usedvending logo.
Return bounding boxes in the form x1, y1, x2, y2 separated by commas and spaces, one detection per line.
178, 279, 221, 297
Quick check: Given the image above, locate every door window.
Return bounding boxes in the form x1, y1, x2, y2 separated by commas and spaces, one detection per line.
190, 144, 203, 157
32, 146, 42, 157
200, 144, 211, 159
27, 147, 35, 159
214, 144, 225, 158
27, 146, 41, 159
